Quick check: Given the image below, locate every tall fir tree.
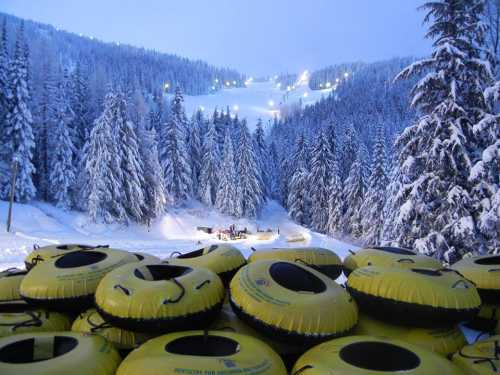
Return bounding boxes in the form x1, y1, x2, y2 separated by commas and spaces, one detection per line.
48, 78, 75, 209
70, 61, 91, 151
309, 130, 334, 233
215, 129, 239, 216
268, 141, 281, 201
287, 135, 311, 225
188, 109, 204, 198
253, 119, 269, 197
1, 23, 36, 202
327, 132, 344, 236
159, 87, 192, 205
0, 18, 9, 140
392, 0, 496, 260
360, 125, 389, 245
199, 119, 219, 206
236, 120, 263, 218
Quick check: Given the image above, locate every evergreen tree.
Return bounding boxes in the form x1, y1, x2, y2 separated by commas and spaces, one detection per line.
0, 18, 9, 136
113, 91, 146, 222
188, 110, 204, 198
138, 117, 166, 223
343, 147, 367, 238
309, 130, 334, 233
70, 61, 91, 149
82, 92, 126, 223
360, 125, 388, 244
339, 124, 358, 181
1, 23, 36, 202
199, 120, 219, 206
237, 120, 263, 218
327, 132, 344, 236
253, 119, 269, 196
392, 0, 495, 260
216, 129, 238, 215
268, 141, 281, 201
287, 135, 310, 225
49, 80, 75, 209
159, 87, 192, 204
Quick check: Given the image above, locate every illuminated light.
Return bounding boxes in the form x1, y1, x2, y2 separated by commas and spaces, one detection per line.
303, 92, 309, 98
319, 83, 323, 88
287, 86, 291, 91
164, 82, 170, 90
199, 106, 205, 111
215, 78, 219, 83
233, 105, 239, 111
344, 72, 349, 78
274, 75, 278, 79
276, 82, 281, 88
225, 81, 230, 86
90, 36, 94, 40
336, 78, 340, 83
116, 42, 120, 46
211, 86, 216, 90
79, 33, 83, 37
232, 80, 237, 85
326, 82, 332, 88
268, 100, 275, 107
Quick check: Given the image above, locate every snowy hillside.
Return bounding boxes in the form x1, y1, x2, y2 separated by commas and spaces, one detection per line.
0, 200, 359, 271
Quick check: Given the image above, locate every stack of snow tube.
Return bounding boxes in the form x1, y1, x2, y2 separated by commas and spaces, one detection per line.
164, 244, 246, 286
248, 247, 343, 280
343, 246, 442, 276
452, 255, 500, 333
346, 266, 480, 353
451, 334, 500, 374
0, 268, 29, 311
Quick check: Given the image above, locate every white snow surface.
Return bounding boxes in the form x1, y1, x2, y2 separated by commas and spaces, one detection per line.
0, 199, 358, 272
181, 81, 332, 130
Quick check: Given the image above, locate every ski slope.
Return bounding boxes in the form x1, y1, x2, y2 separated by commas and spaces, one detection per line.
182, 79, 332, 130
0, 200, 359, 272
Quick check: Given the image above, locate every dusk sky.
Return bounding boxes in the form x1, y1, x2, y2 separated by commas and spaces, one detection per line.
0, 0, 431, 76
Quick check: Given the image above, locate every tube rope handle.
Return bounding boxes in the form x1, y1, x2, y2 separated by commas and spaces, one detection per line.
438, 268, 475, 285
163, 278, 186, 304
0, 311, 43, 331
294, 258, 313, 267
293, 365, 314, 374
170, 251, 182, 258
33, 244, 40, 250
348, 249, 356, 255
113, 284, 131, 296
397, 258, 415, 263
87, 312, 113, 332
459, 340, 499, 371
195, 279, 211, 290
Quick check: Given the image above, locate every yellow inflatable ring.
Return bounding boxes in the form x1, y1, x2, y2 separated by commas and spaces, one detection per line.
165, 244, 246, 286
347, 266, 480, 327
0, 310, 70, 338
465, 304, 500, 332
230, 260, 358, 344
249, 247, 342, 280
452, 335, 500, 374
24, 244, 110, 270
95, 262, 225, 333
20, 249, 137, 311
72, 309, 150, 351
0, 331, 121, 375
452, 255, 500, 304
292, 335, 464, 374
132, 252, 160, 264
116, 330, 287, 375
354, 313, 466, 357
343, 246, 442, 276
0, 268, 29, 312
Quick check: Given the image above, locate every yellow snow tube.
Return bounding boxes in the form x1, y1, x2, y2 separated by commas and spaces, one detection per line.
24, 243, 110, 270
230, 260, 358, 344
0, 331, 121, 375
0, 268, 28, 311
347, 267, 480, 327
116, 330, 287, 375
343, 246, 442, 276
466, 304, 500, 332
292, 335, 465, 374
72, 309, 150, 351
249, 247, 342, 280
452, 335, 500, 375
95, 262, 225, 333
20, 249, 137, 311
452, 255, 500, 304
165, 244, 246, 285
354, 313, 466, 357
0, 310, 70, 338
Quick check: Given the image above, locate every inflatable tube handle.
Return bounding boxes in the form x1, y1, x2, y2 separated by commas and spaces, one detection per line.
397, 258, 415, 263
195, 279, 211, 290
458, 340, 499, 371
163, 278, 185, 304
251, 247, 257, 252
0, 310, 42, 331
293, 365, 314, 374
170, 251, 182, 258
348, 249, 356, 255
113, 284, 131, 296
33, 244, 40, 250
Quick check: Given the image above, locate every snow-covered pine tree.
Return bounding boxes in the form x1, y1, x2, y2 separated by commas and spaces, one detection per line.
1, 23, 36, 202
188, 109, 204, 198
392, 0, 496, 260
339, 124, 358, 181
360, 125, 388, 245
49, 79, 75, 210
0, 18, 9, 136
327, 132, 344, 236
113, 91, 146, 223
82, 92, 126, 223
215, 128, 239, 215
342, 146, 367, 239
253, 119, 269, 197
268, 140, 281, 201
138, 117, 166, 223
287, 135, 311, 225
236, 120, 263, 218
159, 87, 192, 205
70, 61, 91, 150
199, 119, 219, 206
309, 130, 334, 233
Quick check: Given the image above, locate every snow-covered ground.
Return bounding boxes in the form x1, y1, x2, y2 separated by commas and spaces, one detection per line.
182, 80, 332, 130
0, 199, 358, 272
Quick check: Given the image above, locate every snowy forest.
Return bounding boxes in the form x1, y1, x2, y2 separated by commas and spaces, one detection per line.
0, 0, 499, 261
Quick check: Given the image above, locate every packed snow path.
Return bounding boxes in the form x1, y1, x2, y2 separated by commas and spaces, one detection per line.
0, 200, 359, 270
